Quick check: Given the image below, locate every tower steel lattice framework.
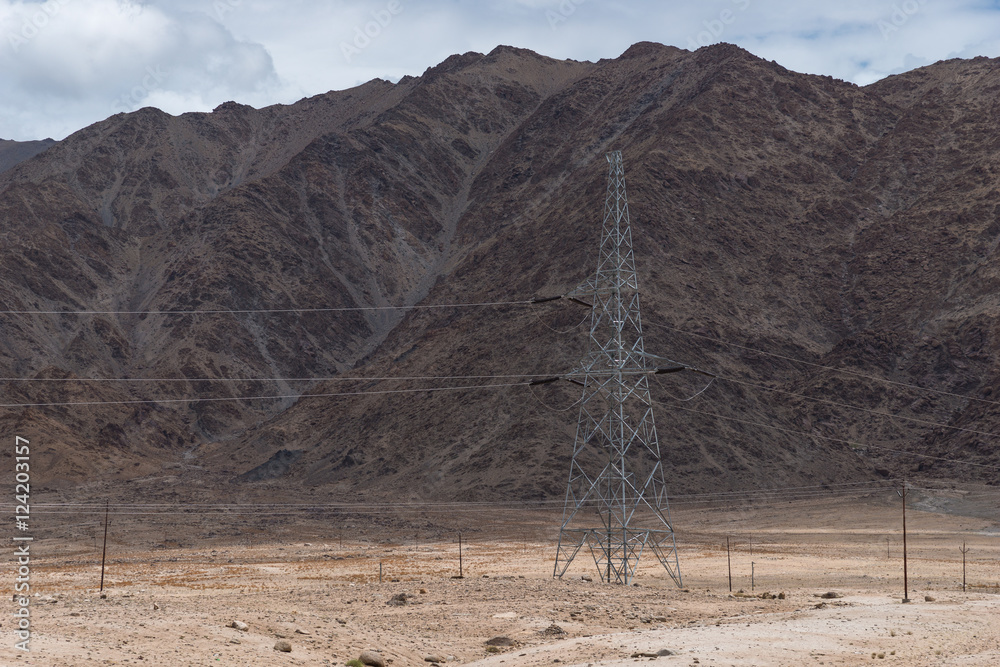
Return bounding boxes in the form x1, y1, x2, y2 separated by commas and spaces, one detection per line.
552, 150, 684, 587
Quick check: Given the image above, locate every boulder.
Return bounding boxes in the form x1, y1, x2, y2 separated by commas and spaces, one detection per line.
485, 636, 515, 646
360, 650, 386, 667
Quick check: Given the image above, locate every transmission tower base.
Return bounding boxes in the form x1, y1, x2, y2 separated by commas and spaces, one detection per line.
554, 527, 682, 587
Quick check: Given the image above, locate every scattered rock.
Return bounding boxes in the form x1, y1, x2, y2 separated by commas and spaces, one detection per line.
924, 595, 936, 602
386, 593, 410, 606
294, 628, 310, 635
336, 618, 348, 625
424, 656, 445, 663
419, 588, 428, 594
486, 636, 515, 646
228, 620, 248, 632
360, 650, 386, 667
541, 624, 565, 636
657, 649, 677, 656
581, 575, 593, 582
778, 592, 786, 599
819, 592, 843, 599
632, 652, 659, 658
152, 603, 159, 610
273, 640, 292, 652
229, 638, 241, 645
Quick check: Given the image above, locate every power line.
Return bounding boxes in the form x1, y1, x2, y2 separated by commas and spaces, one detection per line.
0, 381, 528, 409
0, 373, 554, 383
0, 299, 530, 316
657, 399, 1000, 470
19, 482, 898, 509
544, 352, 995, 446
713, 374, 1000, 441
670, 479, 896, 500
23, 481, 896, 508
28, 482, 1000, 519
16, 483, 906, 513
644, 320, 999, 409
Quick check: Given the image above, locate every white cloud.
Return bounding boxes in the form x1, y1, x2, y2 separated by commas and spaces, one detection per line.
0, 0, 282, 139
3, 0, 1000, 141
692, 0, 1000, 83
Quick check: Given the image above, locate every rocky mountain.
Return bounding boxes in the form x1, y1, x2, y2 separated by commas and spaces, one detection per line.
0, 137, 56, 173
2, 42, 999, 502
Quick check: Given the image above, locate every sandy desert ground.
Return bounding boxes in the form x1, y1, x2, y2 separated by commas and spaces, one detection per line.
4, 486, 999, 667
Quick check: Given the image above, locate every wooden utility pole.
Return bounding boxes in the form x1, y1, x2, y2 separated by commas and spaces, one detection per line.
726, 536, 733, 593
99, 499, 110, 593
900, 483, 909, 602
960, 542, 969, 592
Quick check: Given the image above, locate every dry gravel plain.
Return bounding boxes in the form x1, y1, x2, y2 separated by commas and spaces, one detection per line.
5, 489, 999, 667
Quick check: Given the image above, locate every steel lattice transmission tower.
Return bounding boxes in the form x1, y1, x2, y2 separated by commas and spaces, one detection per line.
552, 150, 685, 587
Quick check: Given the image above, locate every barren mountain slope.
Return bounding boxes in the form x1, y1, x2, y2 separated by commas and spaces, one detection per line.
0, 137, 56, 173
1, 43, 999, 501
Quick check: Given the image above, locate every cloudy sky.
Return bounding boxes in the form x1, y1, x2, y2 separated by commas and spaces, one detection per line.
2, 0, 1000, 141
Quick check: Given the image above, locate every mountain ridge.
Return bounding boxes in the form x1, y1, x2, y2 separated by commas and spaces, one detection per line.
1, 42, 999, 503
